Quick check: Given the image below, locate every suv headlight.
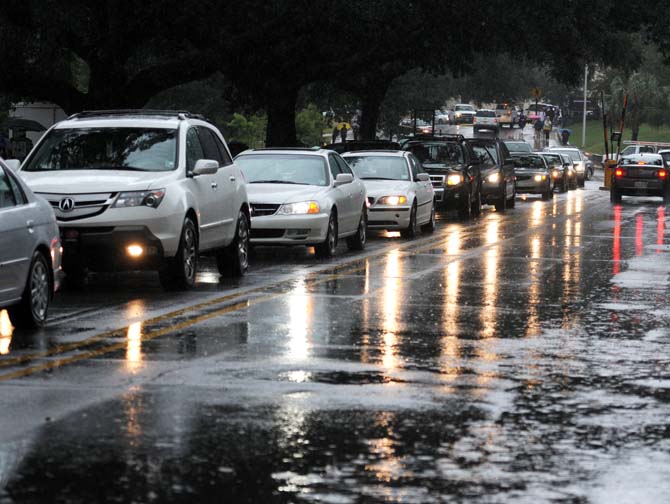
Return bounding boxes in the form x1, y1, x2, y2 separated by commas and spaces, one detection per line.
113, 189, 166, 209
447, 173, 463, 186
378, 196, 407, 206
278, 201, 320, 215
487, 173, 500, 184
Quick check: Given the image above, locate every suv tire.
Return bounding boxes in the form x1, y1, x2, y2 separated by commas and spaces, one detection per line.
9, 252, 51, 329
494, 187, 507, 212
159, 217, 198, 290
507, 185, 516, 208
217, 210, 250, 277
458, 190, 472, 220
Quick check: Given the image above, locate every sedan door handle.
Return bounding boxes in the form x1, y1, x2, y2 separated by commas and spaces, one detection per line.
229, 176, 236, 182
211, 182, 218, 189
26, 220, 35, 233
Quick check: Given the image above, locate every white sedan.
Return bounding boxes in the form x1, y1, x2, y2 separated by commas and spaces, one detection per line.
0, 159, 62, 328
235, 149, 368, 257
342, 151, 435, 238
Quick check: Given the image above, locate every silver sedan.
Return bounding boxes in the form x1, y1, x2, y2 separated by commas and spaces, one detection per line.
0, 159, 62, 328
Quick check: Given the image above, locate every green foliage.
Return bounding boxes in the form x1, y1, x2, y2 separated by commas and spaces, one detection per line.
296, 105, 325, 147
570, 119, 670, 155
225, 113, 267, 148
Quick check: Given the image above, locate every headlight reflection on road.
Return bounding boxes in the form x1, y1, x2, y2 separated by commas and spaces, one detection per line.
0, 310, 13, 355
287, 277, 313, 361
481, 217, 500, 339
126, 322, 143, 372
526, 235, 542, 337
440, 227, 462, 381
381, 249, 402, 371
365, 412, 405, 485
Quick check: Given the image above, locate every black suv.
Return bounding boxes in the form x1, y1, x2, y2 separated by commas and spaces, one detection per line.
467, 138, 516, 211
403, 135, 482, 219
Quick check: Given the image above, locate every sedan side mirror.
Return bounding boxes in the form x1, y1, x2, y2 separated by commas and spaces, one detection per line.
416, 173, 430, 182
334, 173, 354, 186
4, 159, 20, 171
192, 159, 219, 176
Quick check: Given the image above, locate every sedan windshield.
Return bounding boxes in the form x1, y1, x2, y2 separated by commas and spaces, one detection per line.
406, 143, 464, 168
236, 154, 328, 186
513, 155, 546, 169
22, 127, 177, 172
552, 149, 582, 162
344, 156, 409, 180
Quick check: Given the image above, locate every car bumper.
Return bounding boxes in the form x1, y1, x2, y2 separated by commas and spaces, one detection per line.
250, 213, 330, 245
368, 206, 411, 229
480, 180, 502, 203
454, 116, 474, 124
613, 179, 667, 196
474, 123, 498, 130
60, 225, 166, 271
515, 179, 551, 194
432, 185, 465, 208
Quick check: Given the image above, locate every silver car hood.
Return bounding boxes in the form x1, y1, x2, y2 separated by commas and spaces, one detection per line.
246, 183, 330, 204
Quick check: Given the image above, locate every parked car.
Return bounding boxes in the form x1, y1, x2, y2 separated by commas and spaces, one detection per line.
658, 149, 670, 167
324, 140, 401, 154
511, 154, 554, 200
539, 152, 569, 193
547, 147, 588, 187
558, 153, 578, 190
403, 135, 482, 219
610, 153, 670, 204
495, 103, 518, 128
342, 150, 435, 237
0, 159, 61, 327
502, 140, 532, 154
235, 148, 367, 257
467, 138, 516, 211
452, 104, 476, 124
602, 143, 660, 167
473, 109, 499, 134
14, 110, 250, 290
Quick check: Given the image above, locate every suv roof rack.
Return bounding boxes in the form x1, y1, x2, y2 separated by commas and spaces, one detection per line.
68, 109, 210, 122
406, 134, 465, 142
250, 147, 321, 152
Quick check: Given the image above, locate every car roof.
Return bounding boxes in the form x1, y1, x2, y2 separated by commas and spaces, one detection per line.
476, 109, 495, 113
238, 148, 327, 157
341, 150, 407, 157
55, 117, 181, 129
621, 153, 663, 162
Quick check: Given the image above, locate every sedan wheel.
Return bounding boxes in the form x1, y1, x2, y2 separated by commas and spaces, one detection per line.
401, 202, 418, 238
421, 201, 436, 233
316, 211, 338, 258
346, 208, 367, 250
9, 252, 51, 328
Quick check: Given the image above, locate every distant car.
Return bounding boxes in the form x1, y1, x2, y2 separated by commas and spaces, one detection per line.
547, 147, 588, 187
235, 148, 368, 257
495, 103, 518, 128
467, 138, 516, 211
511, 154, 554, 200
0, 160, 62, 328
538, 152, 569, 193
610, 153, 670, 204
323, 141, 401, 154
502, 140, 532, 154
603, 143, 658, 167
342, 150, 435, 237
403, 135, 482, 219
558, 153, 578, 190
452, 104, 476, 124
658, 149, 670, 167
435, 110, 451, 125
473, 109, 499, 134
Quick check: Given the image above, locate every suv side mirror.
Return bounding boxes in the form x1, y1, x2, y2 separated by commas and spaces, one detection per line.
416, 173, 430, 182
334, 173, 353, 186
4, 159, 20, 171
192, 159, 219, 176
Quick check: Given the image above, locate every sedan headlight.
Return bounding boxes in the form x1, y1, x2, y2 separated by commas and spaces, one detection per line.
113, 189, 166, 209
447, 173, 463, 186
487, 173, 500, 184
378, 195, 408, 206
552, 170, 561, 179
278, 201, 320, 215
574, 162, 585, 172
534, 175, 547, 182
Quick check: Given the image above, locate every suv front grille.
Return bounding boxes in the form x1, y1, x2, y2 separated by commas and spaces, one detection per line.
429, 175, 445, 188
251, 203, 281, 217
38, 192, 118, 222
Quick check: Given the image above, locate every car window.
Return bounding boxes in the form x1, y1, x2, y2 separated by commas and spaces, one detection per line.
408, 154, 425, 175
186, 127, 205, 173
345, 156, 410, 181
204, 127, 233, 166
407, 142, 463, 166
334, 154, 353, 175
0, 167, 17, 208
640, 146, 654, 153
236, 154, 328, 186
6, 169, 27, 205
471, 145, 495, 165
197, 127, 224, 166
621, 146, 635, 156
408, 156, 419, 179
476, 111, 496, 117
328, 154, 343, 179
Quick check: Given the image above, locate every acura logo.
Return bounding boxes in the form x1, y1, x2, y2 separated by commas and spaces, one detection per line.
59, 197, 75, 212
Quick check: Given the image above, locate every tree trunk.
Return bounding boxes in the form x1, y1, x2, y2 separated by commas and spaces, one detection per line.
631, 125, 640, 141
265, 87, 298, 147
359, 81, 391, 141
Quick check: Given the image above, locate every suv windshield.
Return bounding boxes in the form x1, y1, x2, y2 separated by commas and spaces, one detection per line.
344, 156, 409, 181
455, 105, 474, 112
406, 142, 464, 168
236, 154, 328, 186
504, 141, 532, 153
23, 127, 178, 172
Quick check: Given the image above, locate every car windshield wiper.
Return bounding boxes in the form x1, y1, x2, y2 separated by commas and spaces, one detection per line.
250, 180, 306, 185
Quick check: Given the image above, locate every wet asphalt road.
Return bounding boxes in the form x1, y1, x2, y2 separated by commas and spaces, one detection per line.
2, 126, 670, 503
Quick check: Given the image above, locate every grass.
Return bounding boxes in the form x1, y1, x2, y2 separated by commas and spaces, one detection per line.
566, 120, 670, 155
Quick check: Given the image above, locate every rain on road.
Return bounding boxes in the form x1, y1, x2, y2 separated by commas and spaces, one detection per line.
1, 132, 670, 502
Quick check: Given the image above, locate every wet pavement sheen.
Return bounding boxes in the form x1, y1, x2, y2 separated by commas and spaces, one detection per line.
2, 173, 670, 502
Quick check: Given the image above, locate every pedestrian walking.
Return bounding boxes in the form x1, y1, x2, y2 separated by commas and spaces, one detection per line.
543, 116, 553, 144
534, 117, 543, 143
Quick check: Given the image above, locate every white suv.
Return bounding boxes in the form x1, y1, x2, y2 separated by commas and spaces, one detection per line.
13, 110, 250, 290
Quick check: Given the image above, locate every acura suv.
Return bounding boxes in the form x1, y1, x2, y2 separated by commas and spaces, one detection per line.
13, 110, 250, 290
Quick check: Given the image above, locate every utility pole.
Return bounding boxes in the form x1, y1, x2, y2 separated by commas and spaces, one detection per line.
582, 64, 588, 147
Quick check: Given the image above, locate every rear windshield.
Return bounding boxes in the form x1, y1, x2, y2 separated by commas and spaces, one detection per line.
344, 156, 409, 181
476, 111, 495, 117
542, 154, 562, 166
455, 105, 474, 112
23, 127, 178, 172
504, 142, 532, 153
236, 154, 328, 186
551, 149, 581, 161
406, 142, 464, 167
513, 155, 546, 169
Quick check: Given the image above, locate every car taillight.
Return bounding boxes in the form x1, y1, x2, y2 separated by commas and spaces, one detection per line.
659, 169, 667, 179
615, 168, 625, 177
473, 117, 477, 123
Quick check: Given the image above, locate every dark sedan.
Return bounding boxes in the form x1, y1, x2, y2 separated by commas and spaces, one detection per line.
610, 153, 670, 203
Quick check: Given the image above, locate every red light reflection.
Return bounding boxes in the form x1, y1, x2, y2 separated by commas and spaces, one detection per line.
613, 206, 621, 274
658, 207, 666, 248
635, 213, 643, 257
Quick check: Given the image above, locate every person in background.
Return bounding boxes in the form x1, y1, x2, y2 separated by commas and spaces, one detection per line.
543, 115, 553, 144
9, 128, 33, 161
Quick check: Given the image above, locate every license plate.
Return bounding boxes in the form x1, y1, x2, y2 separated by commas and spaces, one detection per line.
634, 181, 648, 189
